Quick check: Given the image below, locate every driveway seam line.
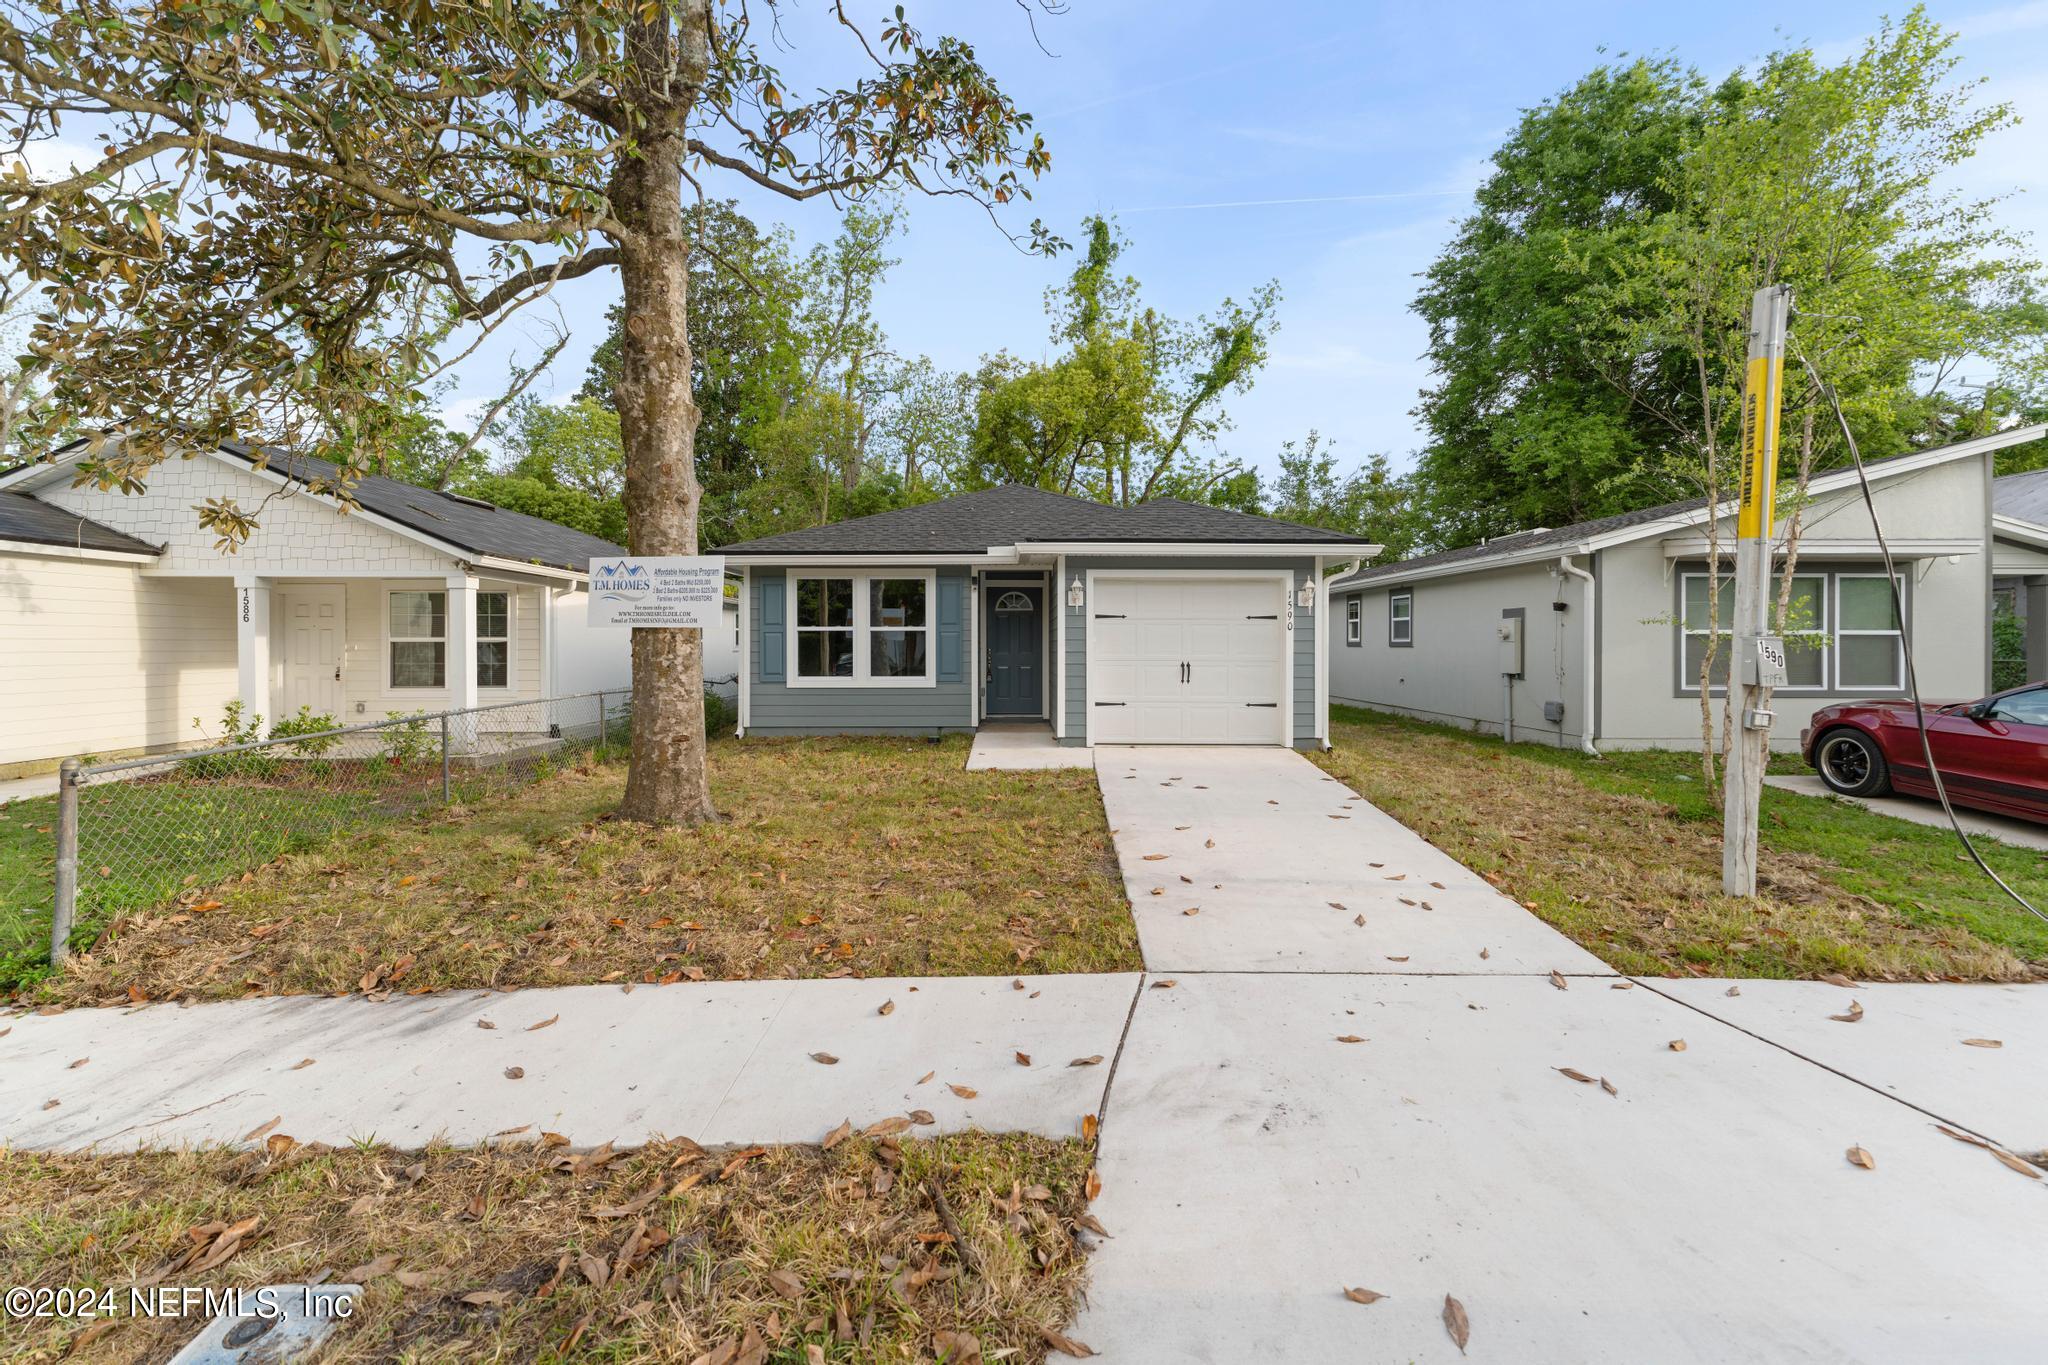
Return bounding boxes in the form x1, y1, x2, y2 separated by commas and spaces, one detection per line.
698, 981, 799, 1139
1628, 975, 2012, 1149
1091, 972, 1149, 1136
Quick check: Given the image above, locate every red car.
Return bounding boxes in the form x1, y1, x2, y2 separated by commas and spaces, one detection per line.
1802, 683, 2048, 824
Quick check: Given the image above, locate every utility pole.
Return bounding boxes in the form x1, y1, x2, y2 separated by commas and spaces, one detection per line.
1723, 284, 1793, 896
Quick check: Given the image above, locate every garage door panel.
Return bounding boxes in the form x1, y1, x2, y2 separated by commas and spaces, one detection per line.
1087, 574, 1288, 746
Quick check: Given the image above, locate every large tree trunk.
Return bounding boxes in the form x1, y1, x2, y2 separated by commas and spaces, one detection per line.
612, 13, 716, 826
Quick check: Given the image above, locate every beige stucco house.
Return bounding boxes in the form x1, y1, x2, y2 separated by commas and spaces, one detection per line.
1328, 426, 2047, 751
0, 438, 631, 776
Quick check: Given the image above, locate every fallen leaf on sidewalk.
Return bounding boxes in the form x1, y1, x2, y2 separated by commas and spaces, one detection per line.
810, 1053, 839, 1065
1084, 1167, 1102, 1201
1343, 1287, 1387, 1305
504, 1066, 524, 1080
1829, 1000, 1864, 1024
1819, 972, 1857, 988
1150, 979, 1176, 990
290, 1058, 316, 1070
1846, 1146, 1876, 1170
1443, 1294, 1471, 1354
1141, 853, 1168, 861
1600, 1077, 1617, 1096
1726, 985, 1741, 997
864, 1117, 909, 1138
1070, 1055, 1104, 1067
1961, 1038, 2002, 1048
878, 1000, 895, 1016
1990, 1148, 2043, 1180
526, 1014, 558, 1031
1335, 1035, 1365, 1044
242, 1116, 281, 1142
1669, 1040, 1687, 1052
1549, 970, 1569, 990
1041, 1326, 1097, 1357
948, 1083, 978, 1099
1015, 1052, 1032, 1067
1556, 1068, 1595, 1083
68, 1057, 88, 1069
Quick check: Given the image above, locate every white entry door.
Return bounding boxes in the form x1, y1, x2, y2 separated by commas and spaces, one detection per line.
1088, 575, 1290, 744
277, 584, 346, 719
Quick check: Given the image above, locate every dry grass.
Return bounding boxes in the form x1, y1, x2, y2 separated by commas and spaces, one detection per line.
0, 1131, 1098, 1363
29, 736, 1139, 1008
1316, 707, 2042, 982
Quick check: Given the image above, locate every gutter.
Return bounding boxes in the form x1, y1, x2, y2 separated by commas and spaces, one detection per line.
1556, 555, 1600, 756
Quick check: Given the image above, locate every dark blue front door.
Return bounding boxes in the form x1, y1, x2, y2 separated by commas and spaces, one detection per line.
986, 585, 1043, 716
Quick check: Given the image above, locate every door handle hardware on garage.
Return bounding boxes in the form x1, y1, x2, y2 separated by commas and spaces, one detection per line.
1180, 662, 1190, 684
1244, 702, 1278, 708
1093, 612, 1127, 619
1093, 701, 1127, 707
1244, 613, 1279, 620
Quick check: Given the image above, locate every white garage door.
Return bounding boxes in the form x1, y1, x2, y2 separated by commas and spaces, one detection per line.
1089, 575, 1290, 744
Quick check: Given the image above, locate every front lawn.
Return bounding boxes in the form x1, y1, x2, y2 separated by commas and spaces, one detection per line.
18, 736, 1138, 1005
0, 1131, 1099, 1363
1316, 705, 2048, 982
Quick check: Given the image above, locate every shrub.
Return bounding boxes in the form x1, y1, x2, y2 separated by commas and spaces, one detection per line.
269, 705, 342, 756
380, 711, 435, 766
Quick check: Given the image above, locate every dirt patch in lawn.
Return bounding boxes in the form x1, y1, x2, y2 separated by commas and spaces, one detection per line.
1315, 709, 2042, 982
28, 737, 1138, 1007
0, 1130, 1100, 1363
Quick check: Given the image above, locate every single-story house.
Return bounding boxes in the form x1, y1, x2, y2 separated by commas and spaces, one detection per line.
0, 438, 631, 775
1327, 424, 2048, 751
1991, 464, 2048, 686
717, 485, 1380, 748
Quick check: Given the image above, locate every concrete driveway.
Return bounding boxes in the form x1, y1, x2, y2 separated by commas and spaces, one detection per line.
1094, 746, 1610, 976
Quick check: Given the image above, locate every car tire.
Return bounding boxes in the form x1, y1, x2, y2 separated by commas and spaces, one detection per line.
1814, 727, 1892, 798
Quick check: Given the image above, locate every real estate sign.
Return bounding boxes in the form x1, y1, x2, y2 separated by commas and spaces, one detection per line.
587, 556, 727, 628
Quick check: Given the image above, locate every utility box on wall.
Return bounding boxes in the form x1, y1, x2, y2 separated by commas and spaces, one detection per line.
1497, 611, 1525, 678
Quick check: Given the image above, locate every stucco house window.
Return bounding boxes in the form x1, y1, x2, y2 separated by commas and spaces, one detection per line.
1678, 570, 1896, 693
790, 573, 934, 686
477, 590, 510, 689
1835, 574, 1904, 689
1345, 596, 1361, 646
1389, 590, 1412, 646
389, 589, 446, 688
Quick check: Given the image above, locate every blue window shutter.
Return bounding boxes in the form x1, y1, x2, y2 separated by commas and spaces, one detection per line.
758, 577, 785, 683
937, 575, 963, 683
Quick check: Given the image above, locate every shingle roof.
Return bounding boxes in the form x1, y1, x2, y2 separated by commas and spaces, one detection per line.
0, 491, 161, 555
1994, 467, 2048, 526
717, 484, 1374, 556
211, 443, 624, 571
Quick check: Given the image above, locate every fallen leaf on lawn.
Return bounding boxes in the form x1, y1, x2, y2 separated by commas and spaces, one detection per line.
527, 1014, 559, 1032
667, 1171, 706, 1200
767, 1268, 804, 1299
1015, 1052, 1032, 1067
821, 1119, 852, 1151
504, 1067, 524, 1080
1846, 1145, 1876, 1170
1555, 1068, 1595, 1084
290, 1058, 316, 1070
810, 1052, 839, 1066
1443, 1294, 1471, 1354
1343, 1287, 1388, 1305
1041, 1326, 1098, 1357
540, 1132, 570, 1148
460, 1289, 510, 1307
878, 1000, 895, 1016
1082, 1113, 1099, 1142
1962, 1038, 2002, 1048
1084, 1167, 1102, 1201
719, 1147, 767, 1180
339, 1252, 400, 1283
242, 1116, 281, 1142
1075, 1211, 1111, 1237
865, 1117, 912, 1137
1669, 1040, 1687, 1052
1335, 1035, 1365, 1044
1548, 970, 1568, 991
948, 1083, 978, 1099
1990, 1148, 2043, 1180
909, 1109, 935, 1124
1829, 999, 1864, 1024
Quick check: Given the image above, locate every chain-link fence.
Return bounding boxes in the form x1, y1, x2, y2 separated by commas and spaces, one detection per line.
17, 690, 632, 973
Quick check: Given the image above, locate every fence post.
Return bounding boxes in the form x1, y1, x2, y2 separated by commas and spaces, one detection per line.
440, 713, 452, 804
596, 690, 607, 747
50, 757, 80, 964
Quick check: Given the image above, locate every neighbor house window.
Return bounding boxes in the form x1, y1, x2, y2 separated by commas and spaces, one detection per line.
1679, 570, 1895, 693
389, 590, 446, 688
790, 573, 935, 685
1346, 596, 1362, 646
477, 591, 510, 689
1389, 591, 1413, 646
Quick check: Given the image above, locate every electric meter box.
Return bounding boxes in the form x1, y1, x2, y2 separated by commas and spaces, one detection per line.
1742, 636, 1789, 688
1497, 614, 1524, 677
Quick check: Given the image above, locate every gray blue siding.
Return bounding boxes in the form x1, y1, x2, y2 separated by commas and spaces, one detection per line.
746, 568, 973, 735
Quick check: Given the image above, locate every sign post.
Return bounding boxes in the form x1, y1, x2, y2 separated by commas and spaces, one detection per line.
1722, 284, 1792, 897
587, 556, 727, 629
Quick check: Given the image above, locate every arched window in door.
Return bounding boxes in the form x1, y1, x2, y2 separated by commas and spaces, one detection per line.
995, 590, 1034, 612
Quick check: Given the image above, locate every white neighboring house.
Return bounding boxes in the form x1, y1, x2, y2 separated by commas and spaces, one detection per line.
1992, 465, 2048, 685
0, 437, 633, 776
1328, 425, 2047, 751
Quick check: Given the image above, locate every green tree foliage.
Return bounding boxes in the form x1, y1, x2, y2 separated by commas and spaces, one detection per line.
1262, 432, 1423, 560
965, 216, 1280, 504
1413, 9, 2047, 550
1, 0, 1058, 824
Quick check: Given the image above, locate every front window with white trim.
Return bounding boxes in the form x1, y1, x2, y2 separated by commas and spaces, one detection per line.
389, 590, 446, 688
1678, 570, 1894, 693
790, 572, 934, 685
1346, 596, 1362, 645
1389, 590, 1412, 646
476, 590, 511, 689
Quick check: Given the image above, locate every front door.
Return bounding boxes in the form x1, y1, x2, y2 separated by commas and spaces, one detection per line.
278, 583, 346, 719
986, 585, 1043, 717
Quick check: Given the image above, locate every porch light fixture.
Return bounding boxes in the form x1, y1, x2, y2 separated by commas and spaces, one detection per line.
1067, 576, 1085, 609
1296, 575, 1317, 608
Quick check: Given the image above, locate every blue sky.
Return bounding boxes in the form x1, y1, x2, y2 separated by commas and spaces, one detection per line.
445, 0, 2048, 483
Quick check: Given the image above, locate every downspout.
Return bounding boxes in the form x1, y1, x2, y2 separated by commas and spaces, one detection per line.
1556, 555, 1600, 756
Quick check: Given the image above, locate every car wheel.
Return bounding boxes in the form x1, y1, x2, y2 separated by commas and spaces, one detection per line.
1814, 727, 1892, 798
